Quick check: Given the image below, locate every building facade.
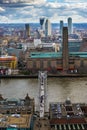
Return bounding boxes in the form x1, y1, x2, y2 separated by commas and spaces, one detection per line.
60, 20, 63, 36
68, 17, 73, 35
0, 56, 17, 69
45, 19, 52, 37
62, 27, 69, 71
0, 94, 35, 130
25, 23, 30, 37
40, 17, 46, 30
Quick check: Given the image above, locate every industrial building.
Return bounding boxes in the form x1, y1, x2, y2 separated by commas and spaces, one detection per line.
25, 27, 87, 75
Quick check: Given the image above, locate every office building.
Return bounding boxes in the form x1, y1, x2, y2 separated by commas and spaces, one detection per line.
40, 18, 46, 30
45, 19, 52, 37
68, 17, 73, 35
60, 20, 63, 36
25, 23, 30, 37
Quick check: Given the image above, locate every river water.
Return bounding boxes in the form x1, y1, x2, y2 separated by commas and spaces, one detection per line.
0, 77, 87, 110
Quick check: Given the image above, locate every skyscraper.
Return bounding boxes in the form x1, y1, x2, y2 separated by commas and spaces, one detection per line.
25, 24, 30, 37
62, 27, 69, 72
60, 20, 63, 36
68, 17, 73, 35
45, 19, 52, 37
40, 18, 45, 30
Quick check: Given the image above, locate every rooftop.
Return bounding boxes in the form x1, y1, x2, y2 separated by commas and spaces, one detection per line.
0, 114, 31, 128
49, 100, 87, 123
30, 52, 87, 58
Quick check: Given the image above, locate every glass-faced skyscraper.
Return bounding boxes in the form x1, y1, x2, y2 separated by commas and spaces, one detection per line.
68, 17, 73, 35
25, 24, 30, 37
60, 20, 63, 36
40, 18, 45, 30
45, 19, 51, 37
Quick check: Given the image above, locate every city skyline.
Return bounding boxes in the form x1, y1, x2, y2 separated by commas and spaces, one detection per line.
0, 0, 87, 23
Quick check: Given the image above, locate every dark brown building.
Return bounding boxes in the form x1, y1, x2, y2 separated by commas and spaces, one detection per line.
25, 24, 30, 37
62, 27, 69, 71
49, 100, 87, 130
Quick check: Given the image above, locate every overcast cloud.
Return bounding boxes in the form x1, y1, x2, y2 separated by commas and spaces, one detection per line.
0, 0, 87, 23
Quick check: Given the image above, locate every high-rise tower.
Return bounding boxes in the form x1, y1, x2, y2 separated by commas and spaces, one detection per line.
45, 19, 52, 37
68, 17, 73, 35
62, 27, 69, 72
60, 20, 63, 36
25, 24, 30, 37
40, 18, 45, 30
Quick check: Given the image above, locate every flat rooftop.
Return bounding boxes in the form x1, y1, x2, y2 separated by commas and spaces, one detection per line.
30, 52, 87, 58
49, 102, 87, 119
0, 114, 31, 128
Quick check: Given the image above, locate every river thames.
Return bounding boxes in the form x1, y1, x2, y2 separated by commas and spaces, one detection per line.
0, 77, 87, 110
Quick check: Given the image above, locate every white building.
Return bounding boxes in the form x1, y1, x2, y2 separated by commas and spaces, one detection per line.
68, 17, 73, 35
45, 19, 52, 37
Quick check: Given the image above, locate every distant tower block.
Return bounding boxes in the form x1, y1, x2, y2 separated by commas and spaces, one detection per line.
25, 24, 30, 37
68, 17, 73, 35
45, 19, 52, 37
40, 18, 45, 30
62, 27, 69, 71
60, 20, 63, 36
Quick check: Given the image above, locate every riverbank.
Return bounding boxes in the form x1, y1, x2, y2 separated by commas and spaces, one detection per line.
0, 73, 87, 78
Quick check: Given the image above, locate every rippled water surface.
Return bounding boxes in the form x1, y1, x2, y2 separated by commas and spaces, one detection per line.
0, 77, 87, 110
